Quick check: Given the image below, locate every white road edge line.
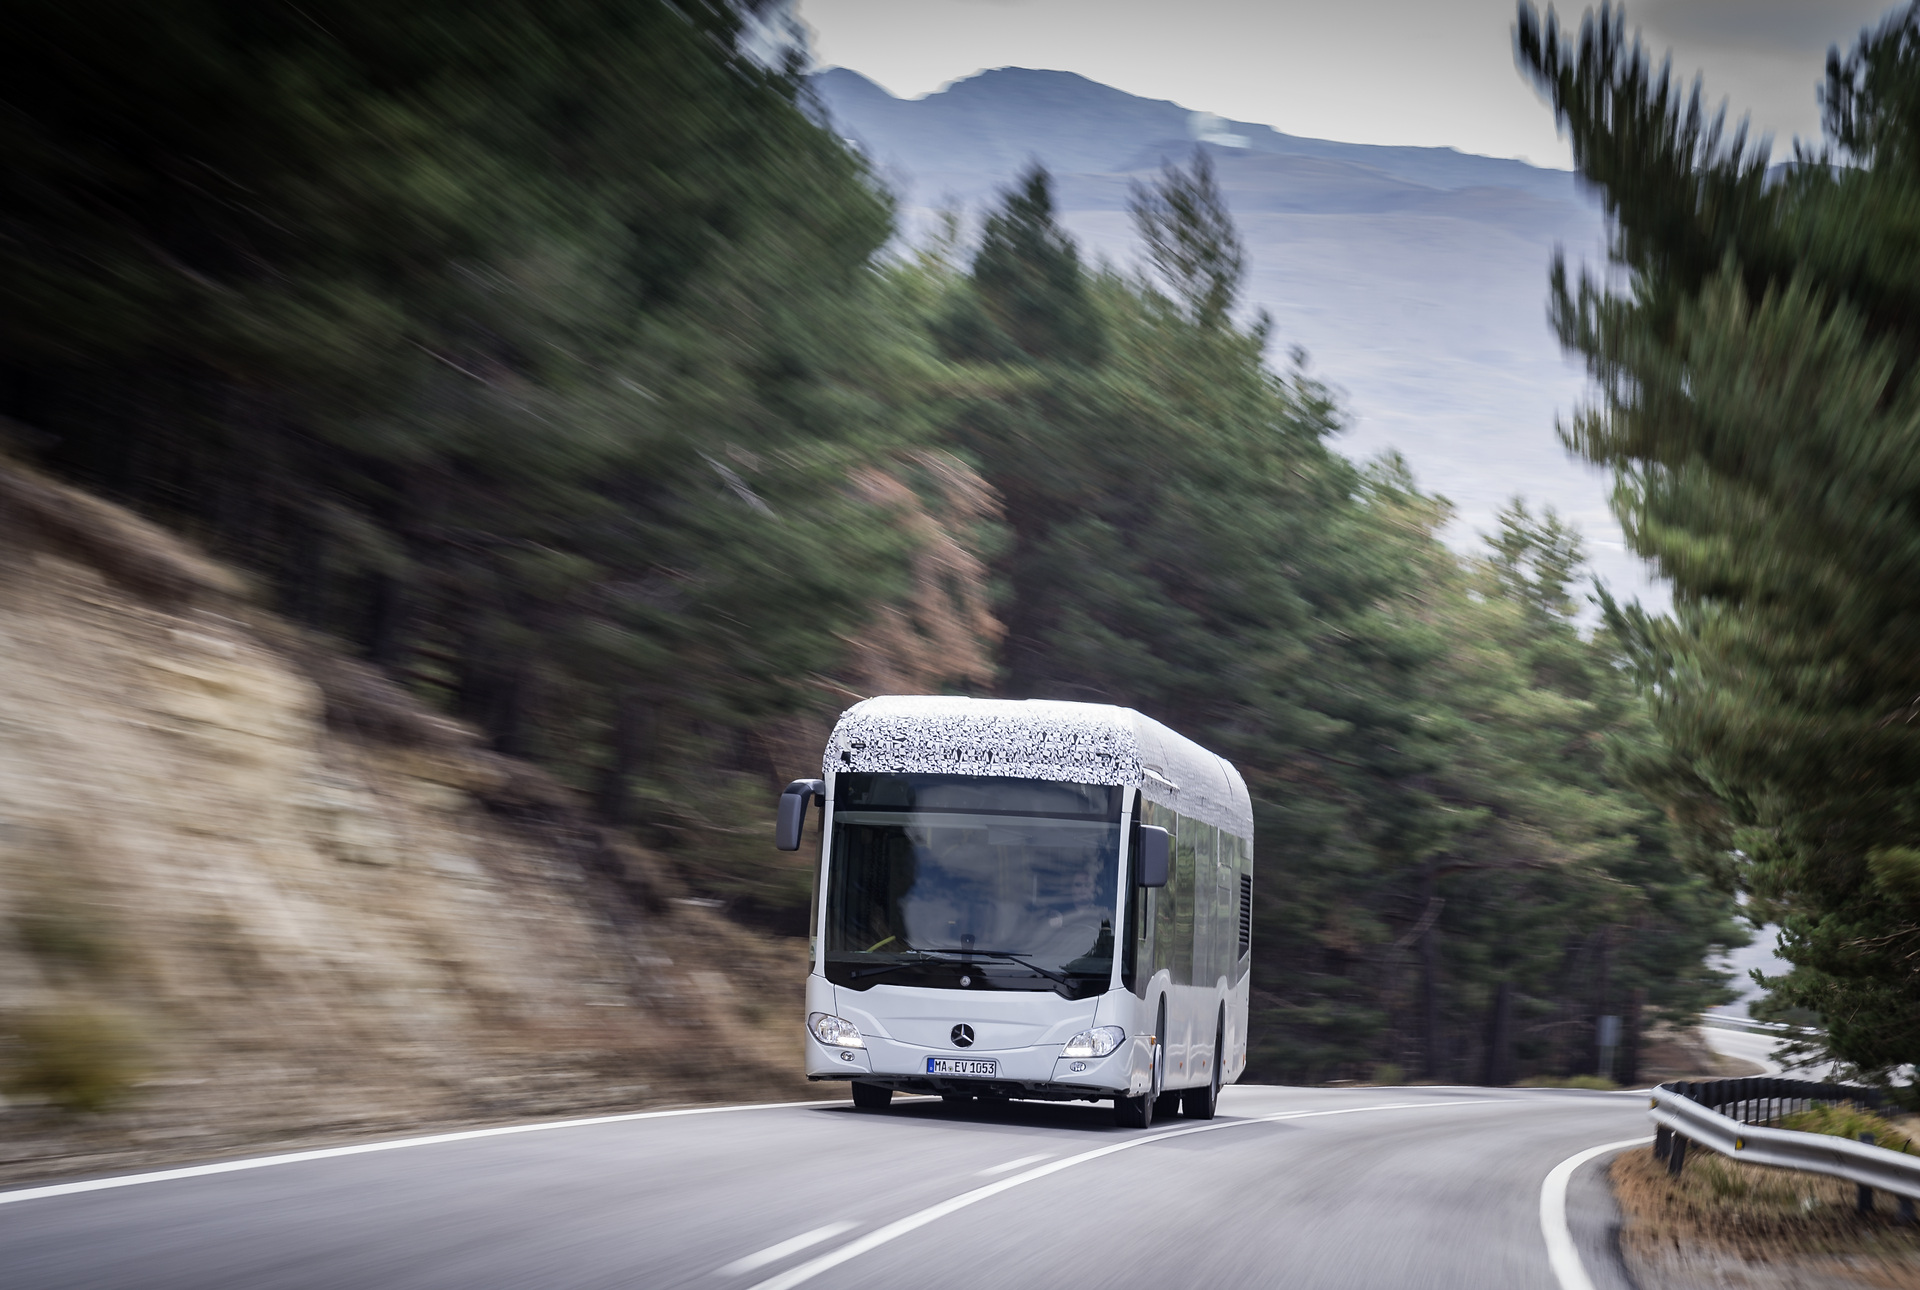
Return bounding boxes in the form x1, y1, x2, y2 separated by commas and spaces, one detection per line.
745, 1099, 1510, 1290
716, 1222, 860, 1277
975, 1152, 1053, 1177
0, 1099, 834, 1208
1541, 1135, 1653, 1290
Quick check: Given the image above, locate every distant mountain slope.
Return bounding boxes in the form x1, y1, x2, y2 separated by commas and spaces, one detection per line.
813, 66, 1579, 202
811, 67, 1648, 601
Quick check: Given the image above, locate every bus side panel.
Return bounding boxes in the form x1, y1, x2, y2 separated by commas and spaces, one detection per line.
1227, 833, 1252, 1084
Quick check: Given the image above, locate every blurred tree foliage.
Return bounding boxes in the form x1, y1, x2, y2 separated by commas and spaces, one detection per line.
916, 158, 1738, 1082
0, 0, 960, 927
1518, 1, 1920, 1077
0, 0, 1739, 1080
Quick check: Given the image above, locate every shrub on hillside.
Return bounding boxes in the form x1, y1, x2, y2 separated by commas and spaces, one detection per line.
0, 1007, 147, 1113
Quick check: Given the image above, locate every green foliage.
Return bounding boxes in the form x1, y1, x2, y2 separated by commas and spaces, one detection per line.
1517, 0, 1920, 1075
12, 896, 118, 980
0, 1008, 148, 1114
1130, 150, 1247, 330
1517, 1074, 1620, 1090
948, 166, 1106, 365
1780, 1103, 1916, 1155
0, 1, 1742, 1085
0, 0, 927, 852
920, 162, 1737, 1083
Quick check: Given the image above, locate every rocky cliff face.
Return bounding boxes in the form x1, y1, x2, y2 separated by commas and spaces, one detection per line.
0, 463, 819, 1184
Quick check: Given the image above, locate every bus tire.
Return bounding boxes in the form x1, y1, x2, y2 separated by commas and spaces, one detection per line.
1149, 1000, 1178, 1120
1182, 1013, 1224, 1120
851, 1082, 892, 1110
1117, 1005, 1166, 1129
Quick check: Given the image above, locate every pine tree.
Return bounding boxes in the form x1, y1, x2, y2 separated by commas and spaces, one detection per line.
1130, 149, 1247, 330
1517, 0, 1920, 1074
958, 165, 1106, 366
928, 158, 1737, 1081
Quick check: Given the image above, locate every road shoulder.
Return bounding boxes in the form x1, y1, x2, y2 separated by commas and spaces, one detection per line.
1609, 1144, 1920, 1289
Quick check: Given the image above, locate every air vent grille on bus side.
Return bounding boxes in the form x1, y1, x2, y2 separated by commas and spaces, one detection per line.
1238, 873, 1252, 959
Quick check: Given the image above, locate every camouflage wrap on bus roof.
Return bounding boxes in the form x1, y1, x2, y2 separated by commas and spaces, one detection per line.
823, 696, 1253, 837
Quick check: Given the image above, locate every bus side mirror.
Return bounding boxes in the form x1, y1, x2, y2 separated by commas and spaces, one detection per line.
1136, 825, 1170, 888
775, 779, 824, 851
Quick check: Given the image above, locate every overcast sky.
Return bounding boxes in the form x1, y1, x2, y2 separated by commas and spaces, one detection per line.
797, 0, 1902, 165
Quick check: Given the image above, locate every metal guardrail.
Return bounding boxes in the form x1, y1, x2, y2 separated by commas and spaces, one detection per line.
1649, 1079, 1920, 1215
1698, 1013, 1814, 1036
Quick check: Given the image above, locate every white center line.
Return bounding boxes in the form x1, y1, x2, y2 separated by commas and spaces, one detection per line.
715, 1222, 860, 1277
975, 1152, 1053, 1177
745, 1098, 1510, 1290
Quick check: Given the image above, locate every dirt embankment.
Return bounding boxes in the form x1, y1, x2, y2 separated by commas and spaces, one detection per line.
1612, 1142, 1920, 1289
0, 463, 824, 1186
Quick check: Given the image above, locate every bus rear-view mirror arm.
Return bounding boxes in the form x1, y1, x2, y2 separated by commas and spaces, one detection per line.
774, 778, 825, 851
1136, 824, 1170, 888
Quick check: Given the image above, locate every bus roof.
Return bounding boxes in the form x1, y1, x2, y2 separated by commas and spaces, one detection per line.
824, 695, 1252, 837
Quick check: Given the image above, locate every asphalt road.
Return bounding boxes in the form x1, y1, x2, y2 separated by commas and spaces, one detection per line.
0, 1085, 1652, 1290
1702, 1023, 1789, 1075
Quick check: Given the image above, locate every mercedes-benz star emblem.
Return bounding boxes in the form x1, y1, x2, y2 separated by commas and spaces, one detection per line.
950, 1024, 975, 1048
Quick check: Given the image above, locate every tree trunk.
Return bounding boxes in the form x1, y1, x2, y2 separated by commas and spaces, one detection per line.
363, 571, 410, 667
279, 507, 330, 627
1621, 987, 1645, 1088
1420, 863, 1441, 1081
488, 661, 528, 758
596, 690, 649, 826
1587, 927, 1612, 1078
1483, 980, 1513, 1086
1553, 931, 1586, 1076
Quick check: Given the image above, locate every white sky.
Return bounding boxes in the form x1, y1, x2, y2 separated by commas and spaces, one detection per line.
797, 0, 1901, 165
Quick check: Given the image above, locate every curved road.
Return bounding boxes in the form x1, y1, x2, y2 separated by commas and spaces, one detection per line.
2, 1085, 1649, 1290
1702, 1023, 1788, 1075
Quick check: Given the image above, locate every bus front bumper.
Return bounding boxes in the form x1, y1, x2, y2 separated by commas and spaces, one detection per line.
805, 1033, 1138, 1100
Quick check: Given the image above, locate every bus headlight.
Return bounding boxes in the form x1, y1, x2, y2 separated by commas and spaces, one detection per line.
1061, 1026, 1125, 1058
808, 1012, 865, 1049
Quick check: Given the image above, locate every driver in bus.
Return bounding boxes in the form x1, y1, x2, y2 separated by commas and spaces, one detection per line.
1047, 865, 1103, 930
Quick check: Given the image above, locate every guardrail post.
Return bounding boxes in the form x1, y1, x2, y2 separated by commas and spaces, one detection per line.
1653, 1124, 1670, 1160
1668, 1134, 1688, 1176
1899, 1196, 1915, 1226
1858, 1133, 1875, 1215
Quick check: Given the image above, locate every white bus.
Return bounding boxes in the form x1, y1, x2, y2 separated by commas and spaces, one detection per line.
775, 696, 1253, 1128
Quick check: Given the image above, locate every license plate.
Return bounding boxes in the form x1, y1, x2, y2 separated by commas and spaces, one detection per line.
927, 1057, 998, 1077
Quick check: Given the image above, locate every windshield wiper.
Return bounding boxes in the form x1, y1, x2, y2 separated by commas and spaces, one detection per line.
850, 951, 949, 980
849, 948, 1084, 989
922, 947, 1077, 989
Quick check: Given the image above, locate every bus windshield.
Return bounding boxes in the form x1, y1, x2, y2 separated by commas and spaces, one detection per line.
824, 774, 1121, 1000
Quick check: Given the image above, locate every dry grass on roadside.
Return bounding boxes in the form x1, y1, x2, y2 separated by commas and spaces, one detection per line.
1612, 1145, 1920, 1288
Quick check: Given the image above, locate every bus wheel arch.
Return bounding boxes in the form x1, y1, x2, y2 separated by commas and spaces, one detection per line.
1114, 996, 1166, 1128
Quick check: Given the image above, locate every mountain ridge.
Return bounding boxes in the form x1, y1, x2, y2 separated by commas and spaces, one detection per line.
813, 66, 1584, 203
809, 65, 1648, 600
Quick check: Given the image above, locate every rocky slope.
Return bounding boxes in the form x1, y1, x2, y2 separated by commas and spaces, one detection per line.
0, 462, 821, 1185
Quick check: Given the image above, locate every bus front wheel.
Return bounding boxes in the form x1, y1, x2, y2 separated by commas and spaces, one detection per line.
1116, 1014, 1166, 1128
